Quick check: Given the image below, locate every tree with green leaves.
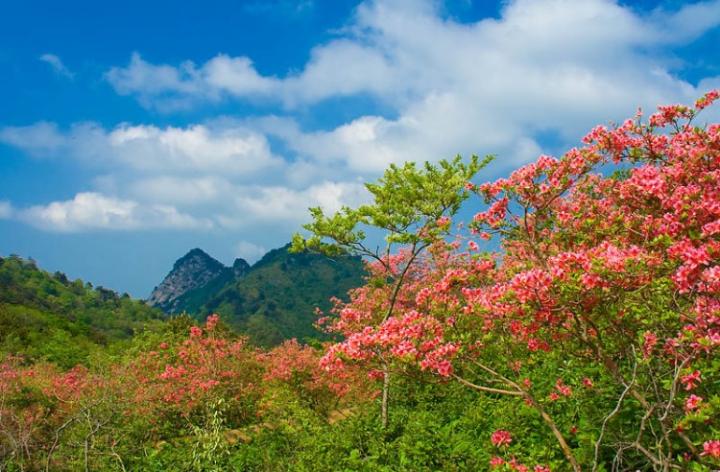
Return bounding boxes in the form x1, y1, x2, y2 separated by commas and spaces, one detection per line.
291, 154, 492, 427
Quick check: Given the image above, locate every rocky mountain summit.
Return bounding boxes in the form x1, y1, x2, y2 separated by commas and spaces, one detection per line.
147, 248, 246, 313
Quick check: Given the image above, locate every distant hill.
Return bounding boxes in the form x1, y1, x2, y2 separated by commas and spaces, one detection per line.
0, 255, 165, 367
148, 245, 365, 346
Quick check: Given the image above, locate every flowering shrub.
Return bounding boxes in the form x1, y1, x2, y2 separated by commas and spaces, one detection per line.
305, 91, 720, 470
258, 338, 371, 418
128, 314, 265, 435
0, 356, 126, 470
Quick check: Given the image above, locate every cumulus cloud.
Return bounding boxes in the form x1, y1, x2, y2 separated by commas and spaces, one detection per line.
39, 53, 74, 79
124, 176, 234, 206
649, 0, 720, 43
0, 122, 281, 176
0, 119, 369, 232
105, 0, 720, 110
101, 0, 720, 174
0, 121, 69, 156
105, 53, 279, 111
270, 0, 717, 171
4, 0, 720, 235
218, 180, 370, 229
18, 192, 211, 232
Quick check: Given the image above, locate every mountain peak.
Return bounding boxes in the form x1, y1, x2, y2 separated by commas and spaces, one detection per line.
232, 258, 250, 277
173, 248, 223, 271
148, 249, 229, 313
185, 247, 210, 258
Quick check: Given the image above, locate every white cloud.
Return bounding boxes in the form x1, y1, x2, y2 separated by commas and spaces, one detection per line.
125, 176, 234, 206
4, 0, 720, 237
104, 0, 720, 110
201, 55, 278, 96
0, 201, 13, 219
39, 53, 74, 79
219, 181, 370, 228
0, 122, 281, 176
0, 118, 371, 233
0, 122, 68, 156
234, 240, 267, 263
104, 45, 396, 110
264, 94, 542, 173
275, 0, 713, 171
649, 0, 720, 43
279, 40, 398, 107
100, 0, 720, 174
107, 53, 201, 95
104, 123, 280, 174
105, 53, 279, 111
19, 192, 211, 232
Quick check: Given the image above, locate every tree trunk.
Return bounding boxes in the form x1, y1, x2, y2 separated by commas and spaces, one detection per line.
532, 399, 582, 472
381, 368, 390, 429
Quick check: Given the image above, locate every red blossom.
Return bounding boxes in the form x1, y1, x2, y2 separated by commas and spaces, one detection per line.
555, 378, 572, 397
684, 394, 703, 412
681, 370, 702, 391
491, 429, 513, 447
702, 440, 720, 458
701, 439, 720, 459
642, 331, 658, 358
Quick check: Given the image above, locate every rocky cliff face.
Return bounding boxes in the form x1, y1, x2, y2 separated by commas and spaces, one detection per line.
147, 249, 243, 313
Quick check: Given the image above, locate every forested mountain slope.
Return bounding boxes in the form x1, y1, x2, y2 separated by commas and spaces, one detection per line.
149, 245, 365, 346
0, 255, 165, 367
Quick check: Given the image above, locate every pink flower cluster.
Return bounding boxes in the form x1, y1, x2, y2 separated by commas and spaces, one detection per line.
490, 456, 551, 472
138, 314, 254, 409
491, 429, 513, 447
314, 93, 720, 466
703, 440, 720, 458
320, 309, 460, 377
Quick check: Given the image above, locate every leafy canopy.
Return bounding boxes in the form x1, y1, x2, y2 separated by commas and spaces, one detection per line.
291, 154, 492, 257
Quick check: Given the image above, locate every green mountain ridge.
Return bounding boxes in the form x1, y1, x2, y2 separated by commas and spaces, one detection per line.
150, 244, 366, 346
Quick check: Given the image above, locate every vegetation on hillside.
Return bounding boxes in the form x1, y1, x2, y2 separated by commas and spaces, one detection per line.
186, 245, 365, 347
0, 255, 165, 367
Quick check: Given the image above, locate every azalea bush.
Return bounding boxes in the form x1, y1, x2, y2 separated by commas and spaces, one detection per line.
0, 315, 370, 471
300, 91, 720, 471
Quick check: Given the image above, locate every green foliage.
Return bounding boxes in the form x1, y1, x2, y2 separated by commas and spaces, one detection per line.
0, 255, 165, 366
292, 155, 491, 256
190, 399, 232, 472
193, 245, 365, 347
170, 270, 235, 315
223, 375, 567, 471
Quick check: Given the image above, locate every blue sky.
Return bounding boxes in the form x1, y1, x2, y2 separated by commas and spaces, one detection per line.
1, 0, 719, 297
